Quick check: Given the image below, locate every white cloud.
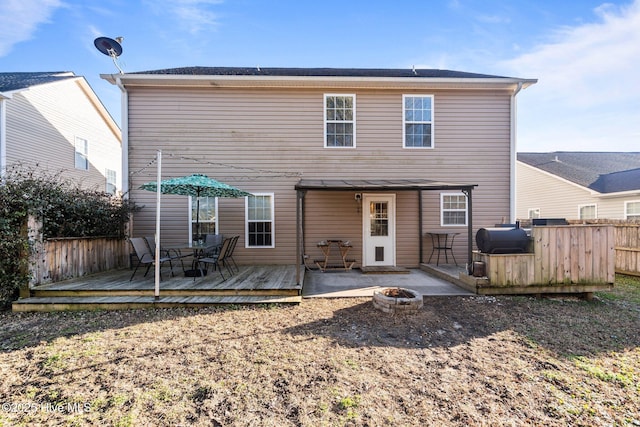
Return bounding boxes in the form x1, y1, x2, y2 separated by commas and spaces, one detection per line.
144, 0, 223, 35
0, 0, 64, 57
502, 0, 640, 152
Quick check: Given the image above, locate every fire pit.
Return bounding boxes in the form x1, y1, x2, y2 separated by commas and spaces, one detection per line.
373, 287, 423, 314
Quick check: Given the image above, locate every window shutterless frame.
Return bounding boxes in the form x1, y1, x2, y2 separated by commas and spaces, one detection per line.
324, 94, 356, 148
625, 200, 640, 220
189, 196, 218, 244
74, 136, 89, 170
402, 94, 434, 149
440, 192, 468, 226
245, 193, 275, 248
528, 208, 540, 219
578, 204, 597, 220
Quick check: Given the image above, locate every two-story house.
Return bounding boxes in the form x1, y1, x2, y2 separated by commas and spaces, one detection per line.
0, 71, 122, 193
103, 67, 536, 277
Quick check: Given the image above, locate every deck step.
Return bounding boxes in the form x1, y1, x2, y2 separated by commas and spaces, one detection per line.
32, 288, 300, 298
12, 295, 302, 312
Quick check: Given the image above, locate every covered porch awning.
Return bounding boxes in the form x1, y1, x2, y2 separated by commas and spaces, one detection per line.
295, 178, 477, 192
294, 179, 478, 285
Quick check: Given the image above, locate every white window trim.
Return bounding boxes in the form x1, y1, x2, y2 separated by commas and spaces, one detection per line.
324, 93, 356, 148
74, 136, 88, 170
578, 203, 597, 220
440, 192, 468, 227
188, 196, 219, 244
245, 192, 275, 248
105, 168, 117, 195
528, 208, 540, 219
402, 94, 434, 149
624, 200, 640, 220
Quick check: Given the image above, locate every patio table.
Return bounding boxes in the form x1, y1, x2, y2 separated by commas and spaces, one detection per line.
426, 231, 460, 266
164, 241, 220, 274
315, 240, 355, 272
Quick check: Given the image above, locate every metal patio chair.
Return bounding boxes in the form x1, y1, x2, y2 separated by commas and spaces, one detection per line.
129, 237, 177, 281
196, 237, 233, 281
225, 235, 240, 273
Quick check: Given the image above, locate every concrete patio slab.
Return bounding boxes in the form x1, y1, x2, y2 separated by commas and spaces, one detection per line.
302, 268, 473, 298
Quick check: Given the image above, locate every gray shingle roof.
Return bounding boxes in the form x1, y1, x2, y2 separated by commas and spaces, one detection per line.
517, 152, 640, 194
132, 66, 513, 79
0, 72, 76, 92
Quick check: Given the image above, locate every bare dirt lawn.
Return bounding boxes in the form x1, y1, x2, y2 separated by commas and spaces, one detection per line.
1, 275, 639, 426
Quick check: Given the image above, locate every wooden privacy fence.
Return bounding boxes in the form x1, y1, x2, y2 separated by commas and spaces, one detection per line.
28, 216, 129, 286
30, 237, 129, 285
614, 224, 640, 276
532, 225, 615, 285
472, 225, 615, 292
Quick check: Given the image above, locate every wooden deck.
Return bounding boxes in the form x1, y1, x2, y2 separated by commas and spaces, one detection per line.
13, 265, 302, 312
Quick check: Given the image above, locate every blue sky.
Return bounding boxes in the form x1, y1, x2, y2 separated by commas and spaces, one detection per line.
1, 0, 639, 152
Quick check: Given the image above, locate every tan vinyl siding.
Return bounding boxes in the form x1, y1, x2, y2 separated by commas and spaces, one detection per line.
5, 79, 121, 192
128, 86, 513, 265
516, 162, 637, 220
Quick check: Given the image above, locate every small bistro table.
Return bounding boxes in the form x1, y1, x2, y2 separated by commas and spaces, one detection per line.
164, 241, 220, 275
315, 240, 356, 272
425, 231, 460, 266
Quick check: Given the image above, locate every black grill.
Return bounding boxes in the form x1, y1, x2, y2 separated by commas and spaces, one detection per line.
476, 227, 529, 254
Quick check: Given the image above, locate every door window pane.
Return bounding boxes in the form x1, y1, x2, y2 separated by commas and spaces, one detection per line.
370, 201, 388, 236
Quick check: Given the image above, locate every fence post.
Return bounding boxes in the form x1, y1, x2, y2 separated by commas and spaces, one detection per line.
27, 215, 45, 289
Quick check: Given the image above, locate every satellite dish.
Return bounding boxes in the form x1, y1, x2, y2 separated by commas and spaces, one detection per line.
94, 36, 124, 73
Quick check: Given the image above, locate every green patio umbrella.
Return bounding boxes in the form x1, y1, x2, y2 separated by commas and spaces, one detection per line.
140, 174, 251, 239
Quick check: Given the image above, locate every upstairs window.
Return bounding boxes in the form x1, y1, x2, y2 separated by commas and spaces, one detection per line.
324, 94, 355, 147
403, 95, 433, 148
625, 201, 640, 220
441, 193, 467, 226
75, 137, 88, 170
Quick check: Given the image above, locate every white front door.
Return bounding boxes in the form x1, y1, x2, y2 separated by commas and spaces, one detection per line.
362, 194, 396, 267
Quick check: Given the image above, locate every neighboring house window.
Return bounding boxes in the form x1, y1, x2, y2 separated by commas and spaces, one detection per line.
528, 208, 540, 219
403, 95, 433, 148
75, 137, 88, 170
441, 193, 467, 226
246, 193, 274, 247
625, 201, 640, 220
579, 204, 597, 220
105, 169, 117, 195
191, 196, 218, 240
324, 94, 355, 148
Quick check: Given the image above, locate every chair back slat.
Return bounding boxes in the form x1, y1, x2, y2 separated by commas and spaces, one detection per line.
130, 237, 154, 263
217, 237, 232, 260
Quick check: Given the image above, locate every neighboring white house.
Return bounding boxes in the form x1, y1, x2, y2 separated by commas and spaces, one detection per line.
517, 152, 640, 221
0, 71, 121, 194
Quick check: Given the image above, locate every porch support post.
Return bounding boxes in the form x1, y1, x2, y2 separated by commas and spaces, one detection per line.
418, 190, 423, 264
295, 189, 305, 287
463, 187, 473, 274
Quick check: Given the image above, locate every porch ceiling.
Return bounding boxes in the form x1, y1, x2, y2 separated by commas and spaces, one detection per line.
295, 178, 477, 192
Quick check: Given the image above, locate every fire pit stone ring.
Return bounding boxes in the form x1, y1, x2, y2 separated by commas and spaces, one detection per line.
373, 287, 423, 314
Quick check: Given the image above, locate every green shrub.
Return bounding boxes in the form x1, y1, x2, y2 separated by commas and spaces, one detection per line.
0, 165, 138, 308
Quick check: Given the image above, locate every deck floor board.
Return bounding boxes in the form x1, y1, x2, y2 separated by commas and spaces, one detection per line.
16, 265, 302, 311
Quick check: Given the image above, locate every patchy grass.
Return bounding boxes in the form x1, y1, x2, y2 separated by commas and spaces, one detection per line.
598, 273, 640, 304
0, 275, 639, 426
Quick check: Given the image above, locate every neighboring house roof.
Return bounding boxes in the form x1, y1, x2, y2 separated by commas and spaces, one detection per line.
0, 71, 76, 92
517, 152, 640, 194
0, 71, 121, 139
